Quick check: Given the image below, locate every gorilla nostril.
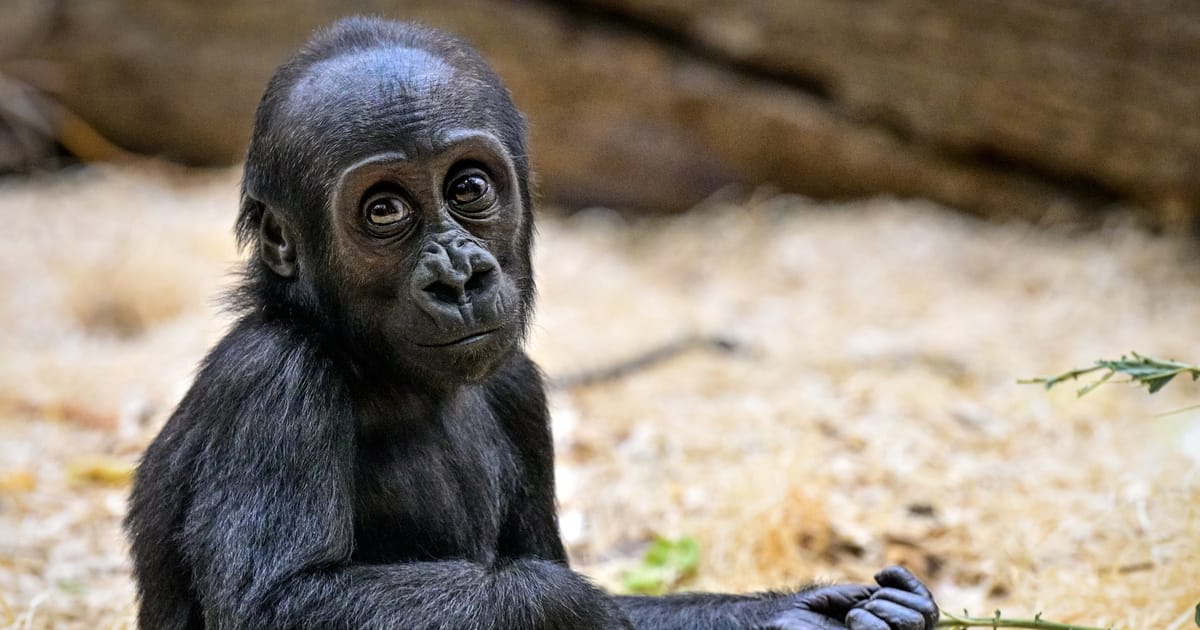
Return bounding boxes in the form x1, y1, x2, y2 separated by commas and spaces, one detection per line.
423, 281, 461, 304
464, 268, 494, 295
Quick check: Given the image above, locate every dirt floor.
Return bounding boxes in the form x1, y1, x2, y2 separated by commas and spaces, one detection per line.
0, 165, 1198, 629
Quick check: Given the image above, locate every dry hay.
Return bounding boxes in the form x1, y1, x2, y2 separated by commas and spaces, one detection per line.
0, 165, 1197, 629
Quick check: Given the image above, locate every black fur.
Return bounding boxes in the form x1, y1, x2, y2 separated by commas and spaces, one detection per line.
126, 17, 937, 630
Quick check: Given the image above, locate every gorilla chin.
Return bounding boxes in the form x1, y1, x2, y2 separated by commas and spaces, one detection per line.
406, 323, 520, 383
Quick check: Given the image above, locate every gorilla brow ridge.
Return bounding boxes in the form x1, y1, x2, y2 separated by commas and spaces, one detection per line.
236, 17, 510, 252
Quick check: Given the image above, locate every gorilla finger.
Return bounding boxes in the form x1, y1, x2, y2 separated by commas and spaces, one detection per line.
870, 588, 938, 627
860, 600, 926, 630
845, 608, 889, 630
873, 566, 934, 601
796, 584, 878, 615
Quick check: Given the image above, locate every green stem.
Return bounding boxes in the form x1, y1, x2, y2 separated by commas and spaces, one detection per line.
936, 610, 1112, 629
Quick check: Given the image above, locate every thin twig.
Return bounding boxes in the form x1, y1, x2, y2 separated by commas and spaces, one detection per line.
937, 609, 1112, 629
549, 334, 743, 390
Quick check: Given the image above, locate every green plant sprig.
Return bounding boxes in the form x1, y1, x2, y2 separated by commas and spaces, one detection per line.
1020, 352, 1200, 397
620, 536, 701, 595
937, 609, 1110, 629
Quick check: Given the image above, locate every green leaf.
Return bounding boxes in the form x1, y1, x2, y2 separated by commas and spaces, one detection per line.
620, 536, 701, 595
1144, 374, 1176, 393
1193, 600, 1198, 628
57, 579, 85, 594
620, 565, 672, 594
644, 536, 700, 568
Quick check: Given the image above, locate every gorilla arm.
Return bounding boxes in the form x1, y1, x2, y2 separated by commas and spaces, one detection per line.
173, 324, 631, 630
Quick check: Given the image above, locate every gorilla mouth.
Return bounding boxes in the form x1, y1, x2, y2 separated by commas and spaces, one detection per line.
415, 328, 501, 348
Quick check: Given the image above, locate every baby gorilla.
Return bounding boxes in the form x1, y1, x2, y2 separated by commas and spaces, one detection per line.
125, 16, 938, 630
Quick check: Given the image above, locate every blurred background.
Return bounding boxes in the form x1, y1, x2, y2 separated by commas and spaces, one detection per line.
1, 1, 1198, 628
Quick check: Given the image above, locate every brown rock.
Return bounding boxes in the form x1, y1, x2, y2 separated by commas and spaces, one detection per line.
2, 1, 1197, 223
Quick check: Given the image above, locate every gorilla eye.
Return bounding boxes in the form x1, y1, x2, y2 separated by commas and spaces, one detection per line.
446, 169, 496, 215
362, 192, 412, 229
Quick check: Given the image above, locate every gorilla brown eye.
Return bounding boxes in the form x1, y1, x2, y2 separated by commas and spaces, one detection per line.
446, 169, 496, 215
363, 192, 412, 228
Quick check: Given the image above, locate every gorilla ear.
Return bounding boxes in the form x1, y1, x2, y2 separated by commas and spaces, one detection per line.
259, 206, 298, 278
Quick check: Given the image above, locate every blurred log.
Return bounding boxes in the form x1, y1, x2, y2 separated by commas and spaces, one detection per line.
1, 1, 1197, 225
578, 0, 1200, 225
0, 0, 59, 172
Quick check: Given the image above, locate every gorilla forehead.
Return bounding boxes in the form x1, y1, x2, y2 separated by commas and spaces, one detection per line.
284, 46, 494, 158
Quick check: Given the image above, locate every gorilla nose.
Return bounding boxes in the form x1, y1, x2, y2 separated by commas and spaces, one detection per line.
422, 261, 495, 305
412, 236, 500, 311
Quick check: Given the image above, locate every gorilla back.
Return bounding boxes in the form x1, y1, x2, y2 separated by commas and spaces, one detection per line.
126, 17, 938, 630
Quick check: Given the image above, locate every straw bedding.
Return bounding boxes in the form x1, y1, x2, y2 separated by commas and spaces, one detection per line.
0, 165, 1196, 629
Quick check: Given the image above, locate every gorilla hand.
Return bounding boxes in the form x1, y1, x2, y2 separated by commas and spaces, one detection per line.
760, 567, 938, 630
